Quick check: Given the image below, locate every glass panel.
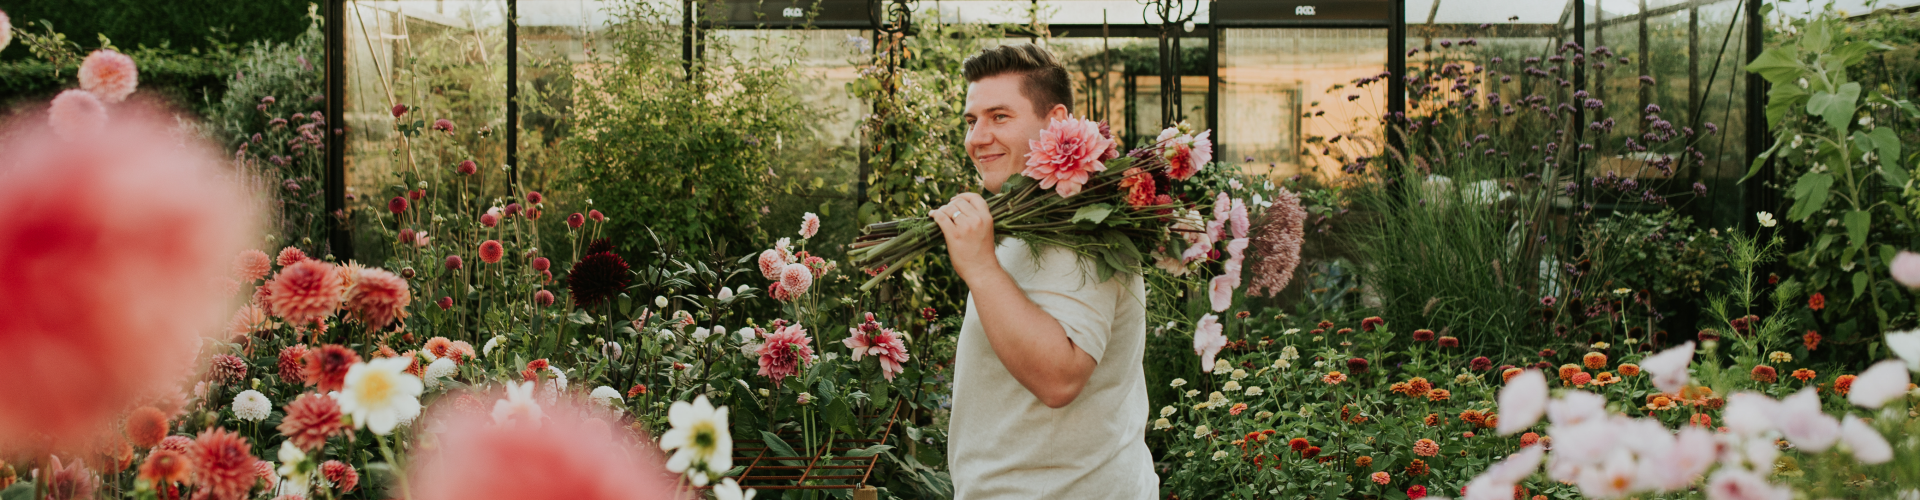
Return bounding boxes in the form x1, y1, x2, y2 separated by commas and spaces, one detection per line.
1221, 28, 1387, 179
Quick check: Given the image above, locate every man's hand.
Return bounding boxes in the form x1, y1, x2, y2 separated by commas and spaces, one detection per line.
929, 193, 998, 282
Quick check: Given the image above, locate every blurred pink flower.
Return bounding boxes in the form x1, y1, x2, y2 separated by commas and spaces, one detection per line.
1, 10, 11, 52
0, 101, 251, 446
1847, 360, 1910, 409
232, 249, 272, 282
1544, 390, 1605, 427
757, 323, 813, 384
1022, 116, 1113, 197
1496, 370, 1546, 435
412, 398, 678, 500
79, 49, 138, 103
276, 246, 308, 266
1639, 341, 1694, 394
1839, 415, 1892, 464
1207, 275, 1235, 312
1705, 468, 1789, 500
800, 212, 820, 239
1193, 314, 1225, 372
1891, 250, 1920, 288
1774, 388, 1839, 451
1228, 199, 1249, 239
1642, 427, 1716, 491
778, 263, 812, 299
49, 89, 108, 139
1721, 392, 1777, 437
1247, 188, 1305, 297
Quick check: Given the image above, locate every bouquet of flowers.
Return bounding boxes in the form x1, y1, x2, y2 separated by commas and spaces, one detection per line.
848, 118, 1217, 291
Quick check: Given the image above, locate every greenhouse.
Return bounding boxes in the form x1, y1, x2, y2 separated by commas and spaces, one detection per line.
3, 0, 1920, 498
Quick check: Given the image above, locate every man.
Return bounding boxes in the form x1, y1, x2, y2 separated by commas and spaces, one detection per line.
931, 43, 1157, 498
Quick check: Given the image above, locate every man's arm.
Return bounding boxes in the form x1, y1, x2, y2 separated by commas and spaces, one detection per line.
931, 193, 1097, 408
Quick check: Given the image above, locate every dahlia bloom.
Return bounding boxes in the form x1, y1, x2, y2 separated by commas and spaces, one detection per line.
233, 390, 272, 421
278, 393, 342, 451
0, 100, 250, 445
661, 395, 732, 485
478, 240, 504, 264
321, 460, 358, 492
410, 399, 677, 500
139, 449, 191, 487
302, 344, 360, 392
209, 354, 248, 384
49, 89, 108, 139
337, 357, 423, 435
1157, 127, 1213, 181
755, 323, 814, 384
1020, 116, 1114, 197
265, 259, 345, 327
127, 406, 170, 448
191, 427, 259, 500
799, 212, 820, 239
1118, 168, 1157, 207
568, 241, 631, 307
1193, 314, 1226, 372
843, 322, 910, 381
778, 263, 813, 299
1246, 188, 1305, 297
233, 249, 273, 282
276, 344, 309, 384
343, 267, 410, 330
78, 49, 139, 103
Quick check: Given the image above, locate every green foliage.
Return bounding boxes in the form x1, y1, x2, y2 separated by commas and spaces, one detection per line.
0, 0, 309, 61
211, 18, 329, 251
0, 20, 236, 114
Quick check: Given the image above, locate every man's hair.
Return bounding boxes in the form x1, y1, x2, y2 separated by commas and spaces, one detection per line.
961, 43, 1073, 115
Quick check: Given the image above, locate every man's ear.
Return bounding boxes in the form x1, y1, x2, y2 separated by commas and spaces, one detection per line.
1047, 103, 1070, 121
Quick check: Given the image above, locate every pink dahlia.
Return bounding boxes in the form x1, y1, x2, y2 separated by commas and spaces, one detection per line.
535, 289, 556, 307
423, 336, 454, 359
190, 427, 258, 500
1246, 188, 1305, 297
278, 393, 343, 451
277, 344, 309, 384
588, 209, 605, 222
265, 259, 344, 326
778, 262, 813, 300
232, 249, 272, 282
343, 267, 410, 331
758, 248, 788, 280
478, 240, 504, 264
1021, 116, 1114, 198
48, 89, 108, 139
208, 354, 247, 384
225, 303, 270, 339
567, 212, 585, 229
447, 340, 475, 364
800, 212, 820, 239
0, 101, 250, 446
844, 326, 910, 381
456, 159, 477, 175
431, 118, 454, 134
1119, 167, 1157, 207
321, 460, 358, 491
410, 399, 677, 500
756, 323, 814, 384
254, 460, 277, 491
301, 344, 359, 393
79, 49, 139, 103
1158, 127, 1213, 181
388, 196, 408, 214
276, 246, 308, 266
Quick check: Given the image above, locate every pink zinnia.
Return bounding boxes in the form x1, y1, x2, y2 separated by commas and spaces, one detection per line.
844, 325, 910, 381
778, 262, 813, 299
410, 399, 677, 500
343, 267, 410, 330
1021, 116, 1114, 197
1246, 188, 1306, 297
79, 49, 139, 103
479, 240, 504, 264
756, 323, 814, 383
190, 427, 258, 500
265, 259, 344, 326
800, 212, 820, 239
276, 246, 308, 266
0, 101, 249, 446
48, 89, 108, 139
232, 249, 272, 282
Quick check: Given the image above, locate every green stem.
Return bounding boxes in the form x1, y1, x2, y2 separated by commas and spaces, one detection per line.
375, 433, 411, 500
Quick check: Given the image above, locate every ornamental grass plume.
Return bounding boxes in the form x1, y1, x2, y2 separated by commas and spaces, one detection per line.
266, 259, 345, 327
0, 99, 252, 446
278, 393, 343, 451
343, 267, 410, 331
191, 427, 259, 500
1246, 187, 1305, 297
411, 398, 678, 500
79, 49, 139, 103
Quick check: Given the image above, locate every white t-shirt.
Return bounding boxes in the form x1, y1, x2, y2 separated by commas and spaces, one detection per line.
948, 237, 1157, 499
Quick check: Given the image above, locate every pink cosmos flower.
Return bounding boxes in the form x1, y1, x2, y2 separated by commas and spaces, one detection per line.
1639, 341, 1694, 394
1847, 359, 1910, 409
1891, 250, 1920, 288
1650, 427, 1718, 491
1774, 388, 1839, 451
778, 262, 812, 299
1193, 314, 1226, 372
1839, 415, 1893, 464
1228, 199, 1249, 239
1544, 390, 1605, 427
1721, 392, 1777, 437
1496, 370, 1546, 435
1705, 468, 1790, 500
800, 212, 820, 239
1208, 275, 1235, 312
411, 399, 677, 500
1022, 116, 1114, 198
757, 323, 814, 384
0, 10, 11, 52
1213, 192, 1231, 221
844, 321, 910, 381
79, 49, 139, 103
49, 89, 108, 139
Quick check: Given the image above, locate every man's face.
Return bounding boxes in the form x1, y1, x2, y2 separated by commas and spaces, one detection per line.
963, 74, 1067, 193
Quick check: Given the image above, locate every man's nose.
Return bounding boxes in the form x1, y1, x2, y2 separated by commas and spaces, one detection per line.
964, 123, 992, 148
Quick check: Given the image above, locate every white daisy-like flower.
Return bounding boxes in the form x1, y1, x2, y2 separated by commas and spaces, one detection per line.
336, 357, 424, 435
1245, 386, 1265, 396
275, 441, 311, 497
660, 395, 732, 486
714, 478, 757, 500
424, 357, 457, 389
1222, 381, 1242, 392
590, 385, 624, 408
1160, 405, 1177, 417
492, 381, 543, 428
1169, 378, 1187, 388
233, 390, 272, 422
482, 335, 505, 356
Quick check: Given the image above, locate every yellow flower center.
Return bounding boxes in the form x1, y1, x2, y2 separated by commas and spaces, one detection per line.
358, 371, 394, 405
691, 421, 716, 452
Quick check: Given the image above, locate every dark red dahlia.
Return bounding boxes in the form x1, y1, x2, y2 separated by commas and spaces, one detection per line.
1469, 356, 1493, 371
568, 239, 631, 308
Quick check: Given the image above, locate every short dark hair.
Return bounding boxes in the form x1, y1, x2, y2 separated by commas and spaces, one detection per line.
961, 43, 1073, 115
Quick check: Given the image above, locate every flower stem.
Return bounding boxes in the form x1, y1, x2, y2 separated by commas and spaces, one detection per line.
375, 433, 411, 500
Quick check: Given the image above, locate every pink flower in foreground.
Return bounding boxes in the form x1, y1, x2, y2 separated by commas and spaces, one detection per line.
800, 212, 820, 239
1640, 341, 1695, 394
1495, 370, 1546, 435
1208, 275, 1235, 312
1022, 116, 1114, 197
49, 89, 108, 139
232, 249, 272, 282
265, 259, 345, 327
1847, 360, 1910, 409
1705, 468, 1790, 500
756, 323, 814, 384
321, 460, 359, 491
1228, 199, 1249, 239
0, 101, 250, 446
191, 427, 258, 500
0, 10, 11, 52
1193, 314, 1226, 372
1158, 128, 1213, 181
1891, 250, 1920, 288
1839, 415, 1893, 464
413, 399, 677, 500
778, 263, 813, 299
343, 267, 410, 331
1774, 388, 1839, 451
79, 49, 139, 103
844, 318, 910, 381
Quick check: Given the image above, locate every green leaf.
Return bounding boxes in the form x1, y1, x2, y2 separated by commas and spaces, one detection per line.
0, 483, 31, 500
1743, 132, 1788, 182
1845, 210, 1871, 250
1070, 204, 1114, 226
1853, 271, 1869, 298
758, 430, 804, 465
1833, 41, 1894, 66
1765, 82, 1809, 127
1803, 20, 1833, 53
567, 308, 596, 325
1868, 128, 1908, 185
1745, 47, 1803, 84
1787, 173, 1834, 221
1807, 83, 1861, 132
844, 444, 894, 457
824, 397, 856, 436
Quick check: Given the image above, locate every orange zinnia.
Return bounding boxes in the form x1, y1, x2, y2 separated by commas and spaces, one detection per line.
1791, 368, 1816, 382
1617, 363, 1641, 376
1583, 352, 1608, 370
